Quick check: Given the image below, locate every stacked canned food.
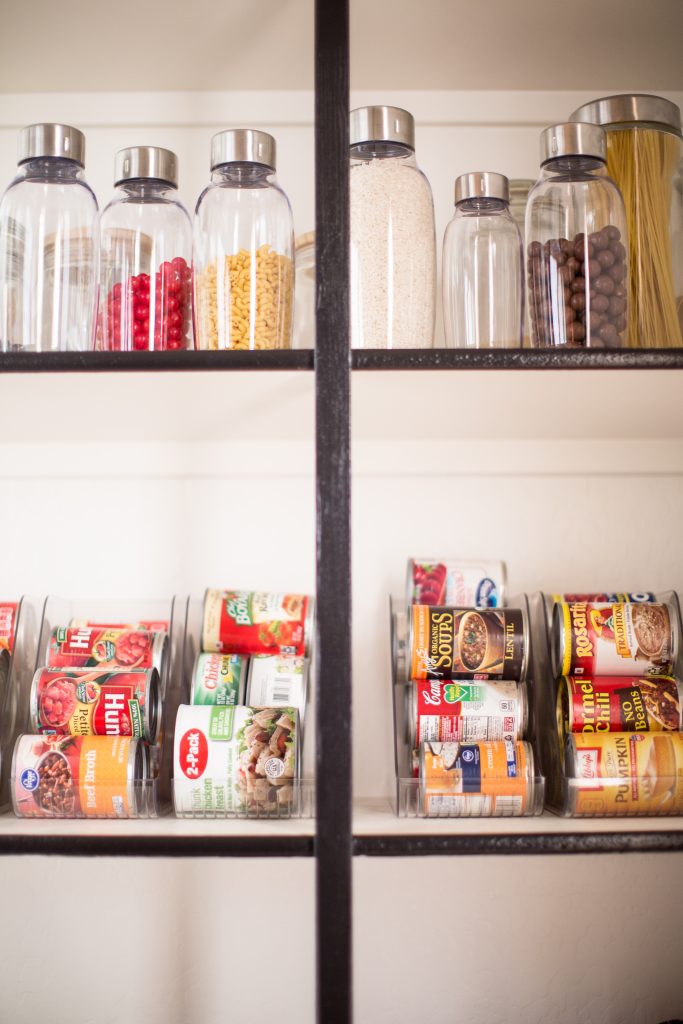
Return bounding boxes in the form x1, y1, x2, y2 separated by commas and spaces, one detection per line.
393, 559, 543, 817
547, 591, 683, 816
173, 588, 313, 817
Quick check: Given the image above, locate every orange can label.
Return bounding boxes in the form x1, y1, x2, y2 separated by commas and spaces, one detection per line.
421, 740, 530, 815
569, 733, 683, 815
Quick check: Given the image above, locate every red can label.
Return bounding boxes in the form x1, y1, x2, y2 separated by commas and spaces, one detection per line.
0, 602, 18, 653
202, 589, 310, 656
558, 602, 674, 677
70, 618, 169, 632
412, 679, 524, 745
31, 668, 155, 739
552, 593, 655, 604
559, 675, 682, 735
48, 626, 160, 671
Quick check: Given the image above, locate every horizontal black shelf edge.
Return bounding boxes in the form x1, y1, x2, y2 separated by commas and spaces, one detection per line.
0, 833, 315, 857
352, 348, 683, 370
353, 831, 683, 856
0, 350, 315, 373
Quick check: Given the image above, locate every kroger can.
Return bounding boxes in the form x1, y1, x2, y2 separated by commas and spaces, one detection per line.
409, 679, 527, 747
565, 732, 683, 816
409, 605, 528, 681
202, 589, 313, 657
557, 675, 683, 740
420, 739, 536, 817
407, 558, 506, 608
48, 626, 169, 679
12, 733, 148, 818
191, 653, 247, 706
173, 704, 299, 815
30, 667, 160, 741
0, 602, 18, 653
246, 655, 309, 718
553, 602, 675, 678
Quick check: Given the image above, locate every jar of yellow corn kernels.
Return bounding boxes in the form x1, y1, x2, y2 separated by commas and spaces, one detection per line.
193, 129, 294, 351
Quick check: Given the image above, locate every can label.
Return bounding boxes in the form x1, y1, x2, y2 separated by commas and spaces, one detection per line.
412, 679, 524, 744
13, 734, 136, 818
410, 606, 525, 680
552, 593, 655, 604
421, 739, 530, 816
70, 618, 169, 632
559, 675, 682, 735
568, 732, 683, 815
48, 627, 161, 671
32, 668, 154, 739
559, 602, 674, 677
191, 654, 246, 706
409, 559, 503, 608
247, 655, 308, 714
202, 590, 310, 656
0, 602, 18, 653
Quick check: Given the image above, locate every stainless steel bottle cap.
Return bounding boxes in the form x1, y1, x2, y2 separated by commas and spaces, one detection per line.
570, 93, 682, 139
18, 123, 85, 166
349, 106, 415, 150
115, 146, 178, 187
211, 129, 276, 170
455, 171, 509, 204
541, 123, 606, 164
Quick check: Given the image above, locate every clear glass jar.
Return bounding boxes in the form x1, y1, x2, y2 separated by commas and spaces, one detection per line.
443, 172, 523, 349
571, 94, 683, 348
193, 129, 294, 351
526, 123, 629, 348
0, 123, 98, 352
350, 106, 435, 349
293, 232, 315, 349
508, 180, 534, 346
98, 147, 192, 352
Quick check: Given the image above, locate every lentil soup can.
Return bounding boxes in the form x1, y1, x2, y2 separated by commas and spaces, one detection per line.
246, 655, 309, 717
173, 704, 299, 815
566, 732, 683, 816
191, 653, 247, 706
409, 605, 528, 680
47, 626, 168, 677
12, 734, 147, 818
420, 739, 535, 817
557, 675, 683, 740
407, 558, 506, 608
409, 679, 527, 747
202, 589, 313, 657
0, 602, 18, 653
553, 602, 675, 678
30, 667, 160, 741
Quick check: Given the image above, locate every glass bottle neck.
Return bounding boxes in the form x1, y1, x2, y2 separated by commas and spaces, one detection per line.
542, 155, 607, 177
350, 142, 415, 161
456, 197, 509, 214
116, 180, 176, 201
211, 163, 274, 187
18, 157, 84, 182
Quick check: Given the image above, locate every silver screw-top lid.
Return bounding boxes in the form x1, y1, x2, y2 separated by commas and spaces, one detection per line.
114, 146, 178, 187
540, 123, 606, 164
455, 171, 509, 204
18, 123, 85, 166
570, 93, 682, 139
349, 106, 415, 150
210, 129, 276, 170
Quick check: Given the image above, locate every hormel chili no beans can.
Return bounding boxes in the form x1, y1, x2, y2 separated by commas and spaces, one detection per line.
557, 675, 683, 740
407, 559, 506, 608
48, 626, 168, 678
553, 602, 674, 678
409, 605, 528, 680
30, 667, 160, 742
420, 739, 535, 816
409, 679, 527, 747
202, 589, 313, 657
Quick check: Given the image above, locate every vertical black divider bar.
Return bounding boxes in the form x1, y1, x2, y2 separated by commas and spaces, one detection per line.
314, 0, 352, 1021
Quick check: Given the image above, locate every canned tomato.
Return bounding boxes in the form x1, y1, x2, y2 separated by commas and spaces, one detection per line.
70, 617, 170, 632
566, 732, 683, 816
246, 655, 309, 718
202, 589, 313, 657
48, 626, 168, 679
0, 602, 18, 653
407, 558, 506, 608
551, 592, 655, 604
557, 675, 683, 740
409, 679, 527, 747
191, 653, 247, 706
30, 667, 160, 741
409, 605, 528, 680
173, 704, 299, 815
553, 602, 674, 678
420, 739, 536, 816
12, 734, 148, 818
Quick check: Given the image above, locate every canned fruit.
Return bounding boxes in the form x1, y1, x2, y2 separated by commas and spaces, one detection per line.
31, 668, 159, 741
410, 679, 526, 746
408, 559, 504, 608
48, 626, 166, 674
558, 675, 682, 738
555, 602, 674, 677
202, 589, 312, 656
410, 605, 527, 680
420, 739, 534, 816
0, 602, 18, 653
191, 653, 246, 706
551, 592, 655, 604
246, 655, 308, 716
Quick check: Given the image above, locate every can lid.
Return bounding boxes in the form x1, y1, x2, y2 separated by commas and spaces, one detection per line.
455, 171, 509, 204
19, 123, 85, 166
211, 129, 276, 171
541, 123, 606, 165
114, 146, 178, 188
350, 106, 415, 150
570, 93, 682, 139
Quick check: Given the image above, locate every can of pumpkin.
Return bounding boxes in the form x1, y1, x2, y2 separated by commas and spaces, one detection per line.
409, 605, 528, 680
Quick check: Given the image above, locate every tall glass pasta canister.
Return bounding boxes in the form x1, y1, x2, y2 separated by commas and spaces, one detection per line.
193, 130, 294, 350
571, 94, 683, 347
0, 123, 98, 352
350, 106, 435, 348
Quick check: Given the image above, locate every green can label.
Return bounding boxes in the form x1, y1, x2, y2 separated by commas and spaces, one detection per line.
191, 653, 246, 706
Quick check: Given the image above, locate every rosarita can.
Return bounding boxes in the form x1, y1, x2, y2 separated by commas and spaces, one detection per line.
190, 653, 247, 706
557, 675, 683, 739
553, 602, 674, 677
30, 667, 160, 741
409, 678, 527, 747
407, 559, 506, 608
202, 589, 313, 657
551, 592, 655, 604
420, 739, 535, 816
409, 605, 528, 680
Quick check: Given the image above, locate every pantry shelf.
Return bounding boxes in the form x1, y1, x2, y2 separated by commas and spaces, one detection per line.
0, 350, 314, 373
352, 348, 683, 371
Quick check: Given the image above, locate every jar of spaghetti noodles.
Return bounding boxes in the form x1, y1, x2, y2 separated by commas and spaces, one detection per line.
570, 94, 683, 348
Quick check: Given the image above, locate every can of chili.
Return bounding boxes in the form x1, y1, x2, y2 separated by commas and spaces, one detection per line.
190, 653, 247, 706
553, 602, 675, 678
47, 626, 169, 678
173, 704, 299, 815
409, 605, 528, 680
246, 655, 309, 718
565, 732, 683, 816
12, 733, 149, 818
557, 675, 683, 740
419, 739, 536, 817
201, 589, 313, 657
407, 559, 506, 609
409, 679, 527, 747
30, 667, 160, 742
0, 602, 18, 653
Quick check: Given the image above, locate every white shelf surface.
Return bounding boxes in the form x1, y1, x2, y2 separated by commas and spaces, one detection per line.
0, 810, 315, 839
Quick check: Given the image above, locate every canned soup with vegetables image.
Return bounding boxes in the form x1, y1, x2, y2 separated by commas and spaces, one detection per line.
555, 602, 674, 677
410, 605, 527, 680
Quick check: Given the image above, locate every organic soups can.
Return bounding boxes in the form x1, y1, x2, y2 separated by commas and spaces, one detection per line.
0, 602, 18, 653
48, 626, 168, 677
409, 605, 528, 680
566, 732, 683, 816
419, 739, 535, 817
407, 559, 506, 608
557, 675, 683, 740
553, 602, 674, 677
173, 704, 299, 815
202, 589, 313, 656
190, 653, 247, 706
30, 667, 160, 741
409, 679, 527, 747
12, 734, 148, 818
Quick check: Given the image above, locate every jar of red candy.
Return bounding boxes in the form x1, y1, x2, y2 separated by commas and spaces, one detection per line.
98, 147, 192, 351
